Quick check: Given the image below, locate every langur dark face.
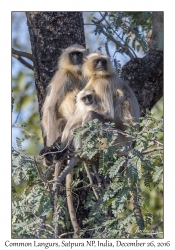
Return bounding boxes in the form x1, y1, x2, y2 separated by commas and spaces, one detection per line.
69, 51, 83, 65
93, 58, 107, 71
81, 94, 93, 106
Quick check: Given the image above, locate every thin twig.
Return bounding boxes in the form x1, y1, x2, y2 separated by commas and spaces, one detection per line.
92, 163, 102, 188
84, 163, 99, 201
12, 107, 21, 127
126, 157, 144, 231
59, 232, 75, 238
142, 147, 163, 154
33, 156, 47, 183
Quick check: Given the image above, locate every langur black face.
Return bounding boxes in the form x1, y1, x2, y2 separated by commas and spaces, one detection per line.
93, 58, 107, 71
69, 51, 83, 65
81, 94, 93, 106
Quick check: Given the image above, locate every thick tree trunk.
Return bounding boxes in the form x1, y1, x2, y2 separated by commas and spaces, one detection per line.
26, 11, 89, 237
26, 12, 85, 118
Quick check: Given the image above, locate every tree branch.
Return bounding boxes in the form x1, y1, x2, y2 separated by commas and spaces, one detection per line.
92, 15, 135, 60
51, 157, 79, 197
12, 48, 34, 71
83, 163, 99, 200
12, 48, 33, 61
99, 12, 137, 58
142, 147, 163, 154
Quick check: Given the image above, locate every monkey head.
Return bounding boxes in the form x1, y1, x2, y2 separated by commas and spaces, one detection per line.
76, 89, 97, 110
58, 44, 89, 74
82, 53, 115, 78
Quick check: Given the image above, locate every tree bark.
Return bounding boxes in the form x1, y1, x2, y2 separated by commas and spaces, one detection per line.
121, 49, 163, 115
26, 12, 86, 119
26, 11, 89, 237
121, 12, 163, 115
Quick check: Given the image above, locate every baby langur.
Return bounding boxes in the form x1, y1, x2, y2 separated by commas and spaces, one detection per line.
82, 53, 140, 147
61, 89, 105, 150
48, 89, 106, 160
40, 44, 89, 165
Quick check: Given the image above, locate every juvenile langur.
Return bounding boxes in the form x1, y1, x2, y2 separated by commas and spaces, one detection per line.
41, 44, 89, 148
82, 53, 140, 146
60, 89, 105, 151
43, 89, 106, 236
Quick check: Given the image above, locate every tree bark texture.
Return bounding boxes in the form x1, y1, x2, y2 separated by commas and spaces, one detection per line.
26, 11, 89, 237
121, 11, 163, 115
26, 12, 86, 118
121, 49, 163, 115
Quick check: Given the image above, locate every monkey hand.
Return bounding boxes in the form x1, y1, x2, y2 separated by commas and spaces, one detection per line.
39, 146, 56, 166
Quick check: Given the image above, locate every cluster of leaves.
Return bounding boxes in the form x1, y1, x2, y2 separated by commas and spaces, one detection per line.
74, 110, 163, 238
12, 138, 69, 238
12, 111, 163, 238
93, 11, 152, 56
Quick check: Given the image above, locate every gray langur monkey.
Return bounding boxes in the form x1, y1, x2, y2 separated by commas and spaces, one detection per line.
60, 89, 106, 151
42, 44, 89, 147
81, 53, 140, 146
40, 44, 89, 165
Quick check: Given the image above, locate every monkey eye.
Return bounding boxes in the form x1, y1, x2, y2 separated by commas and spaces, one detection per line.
101, 59, 106, 63
93, 59, 99, 65
87, 95, 92, 99
82, 97, 86, 102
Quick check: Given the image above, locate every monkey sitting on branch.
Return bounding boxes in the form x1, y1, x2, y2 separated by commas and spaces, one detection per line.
41, 44, 89, 166
40, 52, 140, 161
81, 53, 140, 130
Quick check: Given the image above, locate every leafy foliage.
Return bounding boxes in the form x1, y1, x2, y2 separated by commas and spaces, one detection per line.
93, 12, 152, 60
12, 111, 163, 238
